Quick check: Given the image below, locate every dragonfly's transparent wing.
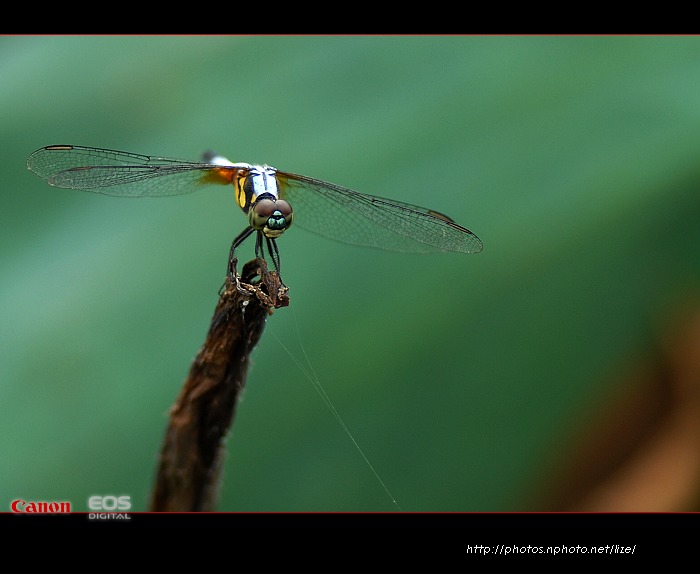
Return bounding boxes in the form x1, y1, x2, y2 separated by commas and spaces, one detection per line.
277, 171, 483, 254
27, 145, 483, 254
26, 145, 235, 197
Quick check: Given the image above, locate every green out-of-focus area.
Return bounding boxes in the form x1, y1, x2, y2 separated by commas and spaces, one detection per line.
2, 36, 700, 512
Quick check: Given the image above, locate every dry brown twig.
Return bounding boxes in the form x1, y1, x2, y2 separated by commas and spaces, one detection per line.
150, 258, 289, 512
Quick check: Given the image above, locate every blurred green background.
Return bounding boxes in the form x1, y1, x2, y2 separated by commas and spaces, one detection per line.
2, 36, 700, 512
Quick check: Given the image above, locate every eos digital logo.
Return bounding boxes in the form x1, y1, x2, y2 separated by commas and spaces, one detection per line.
87, 495, 132, 521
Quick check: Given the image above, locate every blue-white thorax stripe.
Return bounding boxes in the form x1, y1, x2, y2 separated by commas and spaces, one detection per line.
207, 153, 281, 212
247, 165, 281, 201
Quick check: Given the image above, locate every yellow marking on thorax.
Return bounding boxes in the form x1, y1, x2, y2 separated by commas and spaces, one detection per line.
234, 172, 251, 212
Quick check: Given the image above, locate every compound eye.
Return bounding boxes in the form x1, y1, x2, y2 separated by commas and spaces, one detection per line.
253, 198, 277, 218
274, 200, 293, 222
249, 199, 293, 232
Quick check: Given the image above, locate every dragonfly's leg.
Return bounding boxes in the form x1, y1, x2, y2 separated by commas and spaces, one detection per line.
254, 231, 264, 260
266, 237, 281, 275
263, 237, 286, 289
228, 226, 255, 281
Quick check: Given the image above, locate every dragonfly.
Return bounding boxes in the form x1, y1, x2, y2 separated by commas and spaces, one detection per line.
26, 145, 483, 278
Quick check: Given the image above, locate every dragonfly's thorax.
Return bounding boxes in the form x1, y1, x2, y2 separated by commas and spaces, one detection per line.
234, 165, 292, 238
235, 165, 280, 213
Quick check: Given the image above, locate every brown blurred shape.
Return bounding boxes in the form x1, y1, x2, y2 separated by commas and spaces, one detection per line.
542, 302, 700, 512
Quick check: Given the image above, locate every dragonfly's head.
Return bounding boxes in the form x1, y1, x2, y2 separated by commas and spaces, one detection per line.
249, 195, 293, 239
